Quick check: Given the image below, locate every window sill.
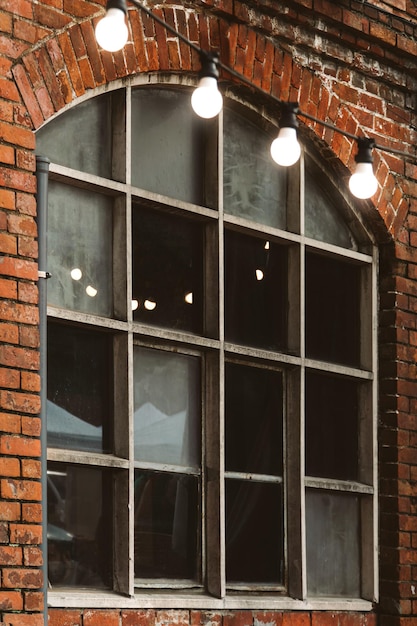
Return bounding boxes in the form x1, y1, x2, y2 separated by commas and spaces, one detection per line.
48, 589, 374, 612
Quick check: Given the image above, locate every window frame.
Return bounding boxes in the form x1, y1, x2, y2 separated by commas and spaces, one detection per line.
40, 75, 378, 611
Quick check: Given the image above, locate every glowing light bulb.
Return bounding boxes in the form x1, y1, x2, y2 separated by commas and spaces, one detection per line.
86, 285, 98, 297
256, 269, 264, 281
270, 127, 301, 167
132, 299, 139, 311
349, 162, 378, 199
185, 292, 193, 304
191, 77, 223, 119
144, 299, 156, 311
95, 7, 128, 52
70, 268, 82, 281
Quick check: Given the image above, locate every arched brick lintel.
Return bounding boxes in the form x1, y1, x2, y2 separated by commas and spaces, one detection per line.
11, 5, 404, 237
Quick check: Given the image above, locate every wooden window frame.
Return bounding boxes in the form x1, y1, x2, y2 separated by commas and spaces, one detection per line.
42, 78, 378, 611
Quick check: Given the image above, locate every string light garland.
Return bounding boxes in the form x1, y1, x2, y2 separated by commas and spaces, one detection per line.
95, 0, 416, 200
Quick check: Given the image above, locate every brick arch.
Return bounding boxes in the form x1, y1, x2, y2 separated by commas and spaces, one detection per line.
10, 3, 402, 237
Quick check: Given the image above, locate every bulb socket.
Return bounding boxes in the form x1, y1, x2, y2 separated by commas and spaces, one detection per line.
105, 0, 127, 15
279, 102, 300, 130
355, 138, 376, 164
199, 52, 220, 80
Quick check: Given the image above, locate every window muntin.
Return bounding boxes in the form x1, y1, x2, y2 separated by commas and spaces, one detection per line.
40, 84, 377, 604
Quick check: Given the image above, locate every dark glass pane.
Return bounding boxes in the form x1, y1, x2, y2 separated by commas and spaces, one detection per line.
134, 471, 199, 580
131, 89, 208, 205
305, 158, 358, 250
47, 322, 111, 453
47, 181, 113, 317
47, 463, 112, 588
225, 230, 287, 350
132, 206, 203, 333
134, 347, 201, 468
305, 371, 358, 480
223, 108, 287, 229
225, 362, 283, 475
36, 94, 112, 178
305, 252, 360, 366
306, 490, 361, 597
226, 480, 283, 584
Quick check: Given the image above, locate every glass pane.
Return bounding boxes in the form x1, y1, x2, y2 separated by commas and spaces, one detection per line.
134, 347, 200, 468
47, 322, 111, 453
225, 230, 287, 350
131, 88, 207, 205
225, 362, 283, 475
36, 94, 112, 178
223, 108, 287, 229
305, 252, 360, 366
47, 463, 112, 588
47, 181, 113, 317
134, 470, 199, 580
305, 371, 358, 481
306, 490, 361, 597
132, 205, 203, 333
305, 157, 358, 250
226, 480, 283, 584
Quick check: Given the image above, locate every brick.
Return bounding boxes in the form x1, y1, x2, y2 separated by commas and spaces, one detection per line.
83, 610, 120, 626
0, 545, 23, 565
10, 523, 42, 544
2, 567, 42, 589
1, 478, 42, 501
3, 613, 44, 626
48, 609, 82, 626
0, 590, 24, 611
0, 501, 20, 522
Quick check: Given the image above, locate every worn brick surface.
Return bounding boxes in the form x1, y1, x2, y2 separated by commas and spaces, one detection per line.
0, 1, 416, 625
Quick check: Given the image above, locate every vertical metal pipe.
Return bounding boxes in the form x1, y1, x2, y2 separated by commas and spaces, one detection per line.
36, 155, 50, 626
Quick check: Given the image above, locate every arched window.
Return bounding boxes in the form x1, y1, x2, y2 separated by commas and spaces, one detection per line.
37, 82, 377, 607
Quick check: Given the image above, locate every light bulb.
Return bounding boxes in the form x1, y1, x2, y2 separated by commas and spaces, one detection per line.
349, 162, 378, 199
86, 285, 98, 297
95, 7, 128, 52
185, 292, 193, 304
255, 269, 264, 281
270, 127, 301, 166
70, 268, 82, 281
191, 77, 223, 119
131, 299, 139, 311
144, 299, 157, 311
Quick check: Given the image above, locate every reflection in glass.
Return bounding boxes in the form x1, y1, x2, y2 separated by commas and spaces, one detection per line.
47, 463, 112, 588
134, 470, 199, 580
134, 347, 200, 468
305, 158, 358, 250
306, 490, 360, 597
47, 181, 113, 316
305, 371, 358, 481
226, 480, 283, 584
225, 362, 283, 475
47, 322, 111, 452
223, 108, 287, 229
131, 89, 207, 205
132, 206, 203, 333
305, 252, 360, 366
36, 94, 112, 178
225, 230, 287, 350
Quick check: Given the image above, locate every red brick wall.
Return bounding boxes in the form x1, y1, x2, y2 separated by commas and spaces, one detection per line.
0, 1, 416, 625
